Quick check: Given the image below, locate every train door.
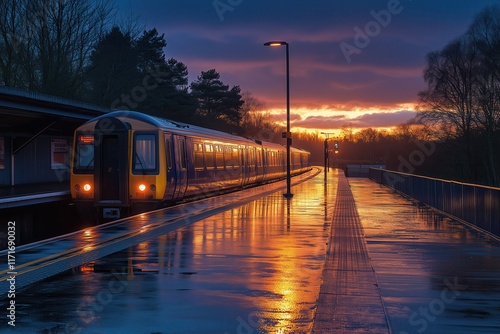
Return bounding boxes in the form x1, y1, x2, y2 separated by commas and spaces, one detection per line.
101, 137, 120, 199
241, 146, 250, 185
94, 117, 130, 214
164, 133, 176, 201
164, 134, 188, 201
174, 136, 188, 199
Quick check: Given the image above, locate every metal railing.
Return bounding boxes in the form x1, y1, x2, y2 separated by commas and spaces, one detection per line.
369, 168, 500, 236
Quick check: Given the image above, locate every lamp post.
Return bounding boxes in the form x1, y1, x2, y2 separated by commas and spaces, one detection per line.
264, 41, 293, 199
321, 132, 336, 172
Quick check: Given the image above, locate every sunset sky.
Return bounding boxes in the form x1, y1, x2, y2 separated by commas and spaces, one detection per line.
116, 0, 500, 135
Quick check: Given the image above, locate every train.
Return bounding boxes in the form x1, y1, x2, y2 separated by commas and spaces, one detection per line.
70, 110, 310, 219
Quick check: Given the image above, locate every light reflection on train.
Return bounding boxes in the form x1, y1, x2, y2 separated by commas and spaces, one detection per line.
70, 110, 310, 219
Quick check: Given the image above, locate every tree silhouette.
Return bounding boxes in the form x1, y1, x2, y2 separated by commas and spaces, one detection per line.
140, 58, 197, 122
418, 5, 500, 185
468, 5, 500, 185
190, 69, 244, 133
133, 29, 196, 121
0, 0, 113, 99
86, 27, 139, 107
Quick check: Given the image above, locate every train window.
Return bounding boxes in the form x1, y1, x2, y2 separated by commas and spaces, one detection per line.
215, 145, 224, 169
194, 142, 204, 170
249, 148, 256, 167
73, 133, 94, 174
223, 146, 233, 168
205, 144, 215, 169
133, 132, 158, 175
268, 151, 275, 166
256, 148, 263, 168
232, 147, 240, 168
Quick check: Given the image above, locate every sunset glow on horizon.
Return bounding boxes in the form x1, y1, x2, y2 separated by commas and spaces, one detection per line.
256, 103, 418, 135
115, 0, 498, 134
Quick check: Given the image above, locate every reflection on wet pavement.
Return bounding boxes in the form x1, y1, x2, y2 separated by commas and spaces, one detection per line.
5, 173, 500, 334
349, 178, 500, 334
5, 171, 338, 334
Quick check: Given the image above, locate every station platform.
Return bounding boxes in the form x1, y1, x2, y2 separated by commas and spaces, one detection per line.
0, 182, 70, 209
2, 168, 500, 333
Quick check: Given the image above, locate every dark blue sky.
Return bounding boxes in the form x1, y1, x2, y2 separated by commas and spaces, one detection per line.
115, 0, 500, 132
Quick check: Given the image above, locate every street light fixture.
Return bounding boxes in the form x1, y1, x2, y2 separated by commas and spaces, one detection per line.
321, 132, 336, 172
264, 41, 293, 199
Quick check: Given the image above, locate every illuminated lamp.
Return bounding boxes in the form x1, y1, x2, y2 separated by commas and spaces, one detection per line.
264, 40, 292, 199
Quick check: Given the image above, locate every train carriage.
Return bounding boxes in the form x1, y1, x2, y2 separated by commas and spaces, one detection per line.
71, 110, 310, 219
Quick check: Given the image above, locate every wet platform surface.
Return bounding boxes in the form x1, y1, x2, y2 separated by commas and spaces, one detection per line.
313, 172, 390, 333
0, 169, 320, 292
0, 182, 69, 208
2, 169, 337, 333
350, 179, 500, 334
2, 170, 500, 333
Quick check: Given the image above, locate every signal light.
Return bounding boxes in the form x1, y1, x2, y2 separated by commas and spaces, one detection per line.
83, 184, 92, 192
138, 184, 146, 192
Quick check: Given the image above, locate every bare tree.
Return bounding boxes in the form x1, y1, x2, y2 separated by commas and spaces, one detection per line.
0, 0, 114, 98
418, 36, 480, 180
0, 0, 27, 87
354, 128, 379, 143
340, 124, 354, 142
238, 91, 282, 139
467, 5, 500, 185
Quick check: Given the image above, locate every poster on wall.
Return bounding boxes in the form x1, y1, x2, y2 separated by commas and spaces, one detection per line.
51, 138, 69, 169
0, 137, 4, 169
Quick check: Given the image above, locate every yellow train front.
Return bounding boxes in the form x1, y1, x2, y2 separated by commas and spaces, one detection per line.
71, 111, 310, 220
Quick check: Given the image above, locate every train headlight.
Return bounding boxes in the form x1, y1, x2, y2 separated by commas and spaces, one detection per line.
138, 184, 147, 192
83, 184, 92, 192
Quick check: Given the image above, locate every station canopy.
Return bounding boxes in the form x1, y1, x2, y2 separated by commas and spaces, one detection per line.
0, 86, 110, 137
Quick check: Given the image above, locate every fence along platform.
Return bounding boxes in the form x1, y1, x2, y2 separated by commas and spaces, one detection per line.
313, 170, 391, 333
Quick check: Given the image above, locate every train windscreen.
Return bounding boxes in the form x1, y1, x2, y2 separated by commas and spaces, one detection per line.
73, 133, 94, 174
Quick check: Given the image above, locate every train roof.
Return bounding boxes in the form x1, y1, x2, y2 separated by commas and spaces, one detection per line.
86, 110, 309, 154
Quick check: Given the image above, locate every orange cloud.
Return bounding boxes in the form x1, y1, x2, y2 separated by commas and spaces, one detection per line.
259, 107, 417, 133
